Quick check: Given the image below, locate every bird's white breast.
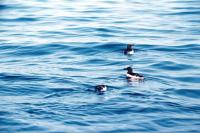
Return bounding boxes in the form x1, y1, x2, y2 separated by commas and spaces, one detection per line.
101, 86, 107, 92
127, 50, 134, 55
126, 73, 144, 80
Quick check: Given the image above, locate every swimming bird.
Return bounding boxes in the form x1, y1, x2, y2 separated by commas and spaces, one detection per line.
124, 67, 144, 80
95, 85, 107, 93
124, 44, 134, 55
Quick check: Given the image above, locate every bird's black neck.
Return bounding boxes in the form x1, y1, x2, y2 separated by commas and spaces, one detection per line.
127, 45, 132, 51
127, 70, 133, 74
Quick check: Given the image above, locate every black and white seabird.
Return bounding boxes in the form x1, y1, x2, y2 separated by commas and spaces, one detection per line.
124, 67, 144, 80
124, 44, 134, 55
95, 85, 107, 93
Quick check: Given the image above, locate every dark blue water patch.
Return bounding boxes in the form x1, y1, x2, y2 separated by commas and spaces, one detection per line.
0, 85, 53, 96
150, 61, 198, 71
188, 29, 200, 35
61, 67, 89, 72
48, 76, 80, 85
135, 106, 167, 114
0, 29, 7, 33
63, 27, 94, 33
0, 73, 49, 82
93, 42, 125, 51
171, 117, 200, 124
121, 92, 148, 98
5, 43, 73, 57
113, 20, 131, 24
103, 0, 118, 4
16, 125, 47, 132
0, 3, 31, 11
130, 35, 165, 39
188, 19, 200, 23
0, 4, 17, 10
21, 103, 74, 121
21, 102, 69, 111
153, 118, 180, 128
25, 107, 57, 117
0, 117, 27, 128
58, 54, 75, 60
0, 44, 20, 51
161, 11, 200, 16
173, 7, 200, 10
100, 127, 156, 133
41, 43, 74, 51
48, 77, 92, 92
153, 117, 200, 130
64, 120, 90, 126
153, 75, 193, 87
174, 89, 200, 98
160, 101, 184, 109
48, 131, 66, 133
153, 100, 200, 114
62, 17, 98, 22
105, 60, 128, 66
48, 86, 81, 94
176, 44, 200, 52
149, 44, 200, 53
86, 106, 134, 115
170, 0, 200, 4
6, 47, 50, 57
0, 17, 39, 23
95, 33, 116, 38
172, 76, 200, 84
177, 38, 199, 42
44, 91, 71, 98
86, 58, 111, 65
94, 102, 164, 115
136, 44, 157, 51
82, 16, 100, 20
0, 4, 9, 10
70, 46, 100, 56
133, 27, 180, 34
0, 111, 13, 117
69, 42, 125, 56
134, 122, 158, 132
95, 27, 121, 33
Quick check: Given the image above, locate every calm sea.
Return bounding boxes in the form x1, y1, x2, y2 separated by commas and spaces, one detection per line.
0, 0, 200, 132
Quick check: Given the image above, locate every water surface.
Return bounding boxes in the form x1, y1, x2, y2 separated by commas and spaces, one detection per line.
0, 0, 200, 132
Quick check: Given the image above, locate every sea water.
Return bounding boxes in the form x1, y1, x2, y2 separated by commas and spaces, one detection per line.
0, 0, 200, 132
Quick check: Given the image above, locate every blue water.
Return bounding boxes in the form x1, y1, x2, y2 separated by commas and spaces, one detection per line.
0, 0, 200, 132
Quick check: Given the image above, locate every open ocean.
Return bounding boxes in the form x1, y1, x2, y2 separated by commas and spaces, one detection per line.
0, 0, 200, 132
